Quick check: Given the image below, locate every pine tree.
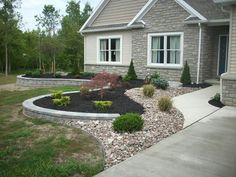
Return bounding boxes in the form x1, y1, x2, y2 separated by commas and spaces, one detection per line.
126, 60, 137, 80
180, 61, 191, 85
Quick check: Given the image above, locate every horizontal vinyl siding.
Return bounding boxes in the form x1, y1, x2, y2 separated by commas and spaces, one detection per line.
84, 31, 132, 66
230, 6, 236, 73
92, 0, 148, 27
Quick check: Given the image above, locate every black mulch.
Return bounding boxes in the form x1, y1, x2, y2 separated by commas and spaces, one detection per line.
23, 73, 93, 80
123, 79, 145, 89
34, 88, 145, 114
208, 99, 225, 108
182, 83, 212, 88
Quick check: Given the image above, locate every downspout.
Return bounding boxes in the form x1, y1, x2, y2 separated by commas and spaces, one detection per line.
197, 23, 202, 84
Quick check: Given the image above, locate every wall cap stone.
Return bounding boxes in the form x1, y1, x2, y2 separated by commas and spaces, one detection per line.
221, 73, 236, 81
17, 75, 91, 82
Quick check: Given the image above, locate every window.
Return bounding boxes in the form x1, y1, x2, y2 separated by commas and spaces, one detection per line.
148, 32, 183, 67
98, 36, 122, 64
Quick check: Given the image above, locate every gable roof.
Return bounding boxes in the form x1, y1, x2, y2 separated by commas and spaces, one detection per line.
80, 0, 230, 33
214, 0, 236, 4
92, 0, 149, 27
80, 0, 148, 33
183, 0, 229, 20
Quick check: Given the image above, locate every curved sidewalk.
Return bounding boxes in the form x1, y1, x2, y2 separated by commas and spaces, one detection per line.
173, 85, 220, 128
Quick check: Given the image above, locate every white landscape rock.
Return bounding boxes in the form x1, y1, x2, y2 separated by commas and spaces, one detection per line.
62, 87, 196, 169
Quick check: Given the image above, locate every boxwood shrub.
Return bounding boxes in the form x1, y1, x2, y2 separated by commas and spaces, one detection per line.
94, 101, 113, 111
112, 113, 144, 133
53, 96, 71, 107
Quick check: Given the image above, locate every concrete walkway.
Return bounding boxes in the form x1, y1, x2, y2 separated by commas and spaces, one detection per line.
95, 106, 236, 177
173, 85, 220, 128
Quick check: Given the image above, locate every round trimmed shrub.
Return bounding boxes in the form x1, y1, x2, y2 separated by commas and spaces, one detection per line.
112, 113, 144, 133
94, 101, 113, 111
158, 97, 173, 112
143, 84, 155, 97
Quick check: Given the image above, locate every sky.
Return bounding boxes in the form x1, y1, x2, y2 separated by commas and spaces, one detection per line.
18, 0, 101, 31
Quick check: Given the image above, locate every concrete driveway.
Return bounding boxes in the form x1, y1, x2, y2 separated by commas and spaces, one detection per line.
95, 106, 236, 177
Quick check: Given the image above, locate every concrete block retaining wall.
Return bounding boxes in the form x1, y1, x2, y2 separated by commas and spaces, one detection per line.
16, 75, 90, 87
23, 92, 120, 121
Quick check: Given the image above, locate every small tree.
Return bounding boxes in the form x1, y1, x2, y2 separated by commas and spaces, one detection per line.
125, 60, 137, 80
83, 72, 121, 99
180, 61, 191, 85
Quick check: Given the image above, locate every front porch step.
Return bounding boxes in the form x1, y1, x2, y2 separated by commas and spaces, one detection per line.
204, 79, 220, 85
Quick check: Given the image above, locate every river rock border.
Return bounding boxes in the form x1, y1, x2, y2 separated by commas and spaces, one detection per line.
16, 75, 90, 87
23, 91, 120, 121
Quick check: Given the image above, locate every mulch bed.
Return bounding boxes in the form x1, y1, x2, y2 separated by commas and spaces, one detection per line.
34, 88, 145, 114
182, 83, 212, 88
208, 99, 225, 108
23, 73, 93, 80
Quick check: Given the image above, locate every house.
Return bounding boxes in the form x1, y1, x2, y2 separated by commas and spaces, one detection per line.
80, 0, 235, 105
214, 0, 236, 106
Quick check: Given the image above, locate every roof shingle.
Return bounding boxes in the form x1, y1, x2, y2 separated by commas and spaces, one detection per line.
183, 0, 229, 20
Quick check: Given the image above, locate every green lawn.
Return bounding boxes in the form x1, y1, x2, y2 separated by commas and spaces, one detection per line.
0, 74, 17, 85
0, 86, 104, 177
0, 86, 79, 106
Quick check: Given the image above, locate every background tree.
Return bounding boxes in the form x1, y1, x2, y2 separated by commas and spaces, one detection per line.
35, 5, 60, 75
58, 0, 92, 74
0, 0, 20, 76
0, 1, 93, 75
81, 2, 92, 24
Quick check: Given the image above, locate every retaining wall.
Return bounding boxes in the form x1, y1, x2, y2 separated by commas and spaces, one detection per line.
16, 75, 90, 87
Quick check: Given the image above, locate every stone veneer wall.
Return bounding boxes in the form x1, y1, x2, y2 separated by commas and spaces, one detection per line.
221, 5, 236, 107
84, 64, 129, 76
131, 0, 199, 81
84, 0, 228, 83
221, 74, 236, 106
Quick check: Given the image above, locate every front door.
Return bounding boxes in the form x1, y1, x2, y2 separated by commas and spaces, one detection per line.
218, 35, 229, 76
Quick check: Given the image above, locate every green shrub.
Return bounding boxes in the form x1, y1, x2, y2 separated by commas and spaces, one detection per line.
53, 96, 71, 107
180, 61, 191, 85
158, 97, 173, 112
152, 78, 169, 90
94, 101, 113, 111
80, 86, 90, 96
31, 70, 41, 78
122, 75, 132, 81
112, 113, 144, 133
145, 72, 160, 84
80, 72, 95, 78
213, 93, 221, 102
124, 60, 137, 80
51, 90, 63, 99
25, 71, 32, 76
55, 73, 61, 78
143, 84, 155, 97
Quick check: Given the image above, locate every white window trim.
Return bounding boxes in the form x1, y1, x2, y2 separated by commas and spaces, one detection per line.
97, 35, 122, 65
147, 32, 184, 68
